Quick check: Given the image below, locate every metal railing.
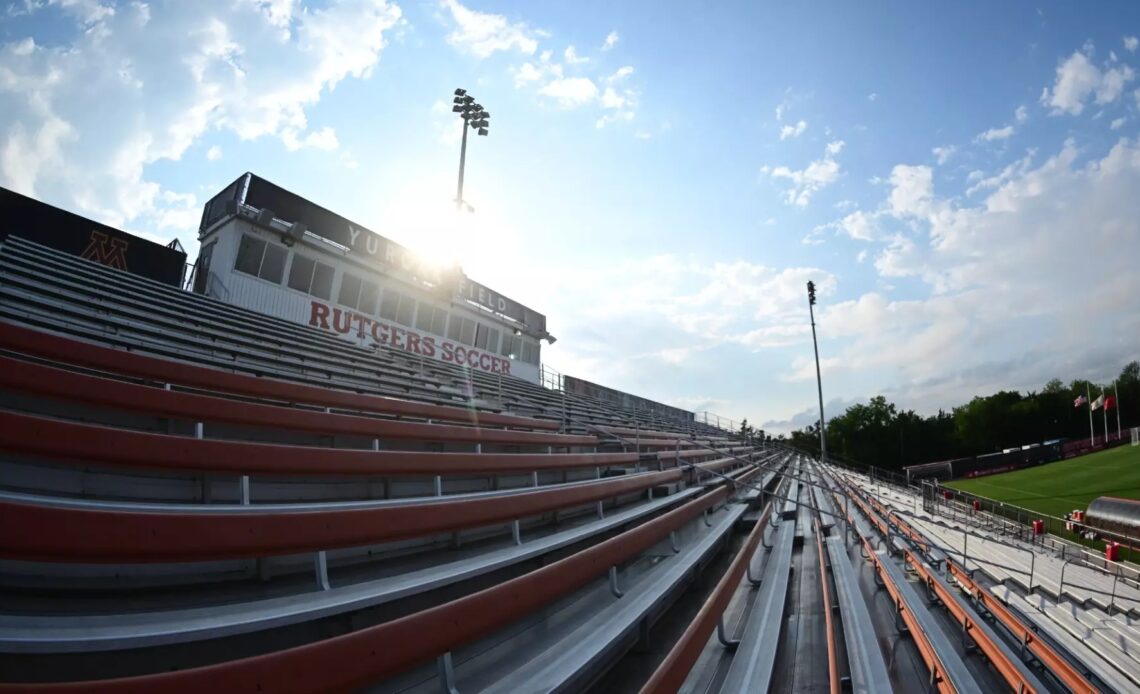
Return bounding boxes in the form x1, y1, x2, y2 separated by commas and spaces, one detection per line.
694, 411, 739, 433
930, 481, 1140, 569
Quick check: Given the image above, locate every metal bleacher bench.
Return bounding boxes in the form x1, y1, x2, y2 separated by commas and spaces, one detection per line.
479, 502, 745, 694
824, 536, 891, 692
0, 489, 702, 654
714, 505, 797, 693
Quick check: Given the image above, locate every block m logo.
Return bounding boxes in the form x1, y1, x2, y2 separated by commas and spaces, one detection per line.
80, 231, 129, 271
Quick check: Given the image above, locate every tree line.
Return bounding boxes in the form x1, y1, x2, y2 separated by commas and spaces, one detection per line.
740, 361, 1139, 472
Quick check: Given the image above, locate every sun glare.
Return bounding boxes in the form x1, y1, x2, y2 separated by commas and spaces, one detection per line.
377, 180, 519, 284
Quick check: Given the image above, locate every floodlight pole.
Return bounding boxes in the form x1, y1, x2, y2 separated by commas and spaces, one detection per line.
456, 121, 469, 212
808, 281, 828, 464
451, 88, 490, 212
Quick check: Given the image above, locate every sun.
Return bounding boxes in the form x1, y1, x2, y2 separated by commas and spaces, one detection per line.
374, 177, 518, 285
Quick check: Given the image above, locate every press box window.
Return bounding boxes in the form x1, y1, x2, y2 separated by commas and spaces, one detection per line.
521, 341, 539, 365
234, 234, 286, 284
416, 304, 449, 336
379, 290, 416, 327
501, 333, 522, 357
337, 272, 379, 314
287, 254, 334, 300
475, 325, 500, 353
447, 315, 477, 346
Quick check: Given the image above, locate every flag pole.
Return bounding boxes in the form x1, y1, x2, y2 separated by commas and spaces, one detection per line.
1116, 380, 1122, 439
1087, 382, 1095, 445
1104, 389, 1109, 443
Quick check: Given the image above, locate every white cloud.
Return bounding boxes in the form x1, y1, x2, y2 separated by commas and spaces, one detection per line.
283, 125, 339, 151
512, 53, 562, 87
537, 256, 838, 397
801, 137, 1140, 409
975, 124, 1015, 142
778, 119, 807, 140
765, 140, 845, 207
512, 49, 638, 129
439, 0, 542, 58
0, 0, 400, 248
1042, 48, 1136, 115
856, 249, 868, 263
538, 77, 598, 107
838, 210, 876, 241
563, 45, 587, 64
601, 87, 626, 109
602, 30, 618, 51
596, 110, 634, 128
932, 145, 957, 165
607, 66, 634, 82
30, 0, 116, 25
1098, 65, 1136, 104
152, 189, 200, 231
206, 145, 222, 161
964, 150, 1035, 197
872, 233, 922, 279
887, 164, 933, 217
1125, 36, 1139, 52
867, 92, 878, 102
1111, 117, 1126, 130
1015, 105, 1028, 123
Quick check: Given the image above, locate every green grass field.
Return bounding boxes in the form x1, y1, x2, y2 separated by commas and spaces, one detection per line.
946, 445, 1140, 519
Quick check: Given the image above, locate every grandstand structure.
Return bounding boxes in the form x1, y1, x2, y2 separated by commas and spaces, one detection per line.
3, 185, 1140, 691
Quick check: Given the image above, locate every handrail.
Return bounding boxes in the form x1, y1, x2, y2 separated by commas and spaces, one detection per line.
0, 358, 595, 446
0, 487, 730, 692
0, 322, 561, 430
899, 546, 1044, 693
933, 482, 1140, 569
853, 531, 954, 692
943, 556, 1099, 693
847, 477, 1140, 609
640, 500, 775, 693
0, 411, 639, 476
0, 469, 682, 563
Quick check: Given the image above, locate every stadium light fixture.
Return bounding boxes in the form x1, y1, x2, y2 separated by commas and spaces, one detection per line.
807, 280, 827, 464
452, 88, 491, 212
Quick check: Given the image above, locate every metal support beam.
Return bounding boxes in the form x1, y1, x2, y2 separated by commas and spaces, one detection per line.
315, 550, 330, 591
437, 651, 460, 694
609, 565, 623, 598
717, 616, 740, 649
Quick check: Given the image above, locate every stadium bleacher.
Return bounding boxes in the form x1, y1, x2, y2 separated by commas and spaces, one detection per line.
3, 234, 1140, 692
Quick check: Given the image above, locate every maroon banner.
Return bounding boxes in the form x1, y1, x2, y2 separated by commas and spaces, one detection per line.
308, 300, 511, 376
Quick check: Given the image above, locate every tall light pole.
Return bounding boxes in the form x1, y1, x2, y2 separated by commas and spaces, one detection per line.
807, 280, 828, 463
452, 88, 490, 212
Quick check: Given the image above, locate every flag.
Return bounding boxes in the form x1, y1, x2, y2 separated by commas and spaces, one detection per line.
1106, 395, 1117, 411
1092, 394, 1105, 410
1074, 394, 1087, 408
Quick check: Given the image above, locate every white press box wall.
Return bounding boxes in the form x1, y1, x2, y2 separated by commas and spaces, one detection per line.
197, 217, 543, 384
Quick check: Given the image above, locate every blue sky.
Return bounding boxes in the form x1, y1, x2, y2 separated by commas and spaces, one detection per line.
2, 0, 1139, 433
